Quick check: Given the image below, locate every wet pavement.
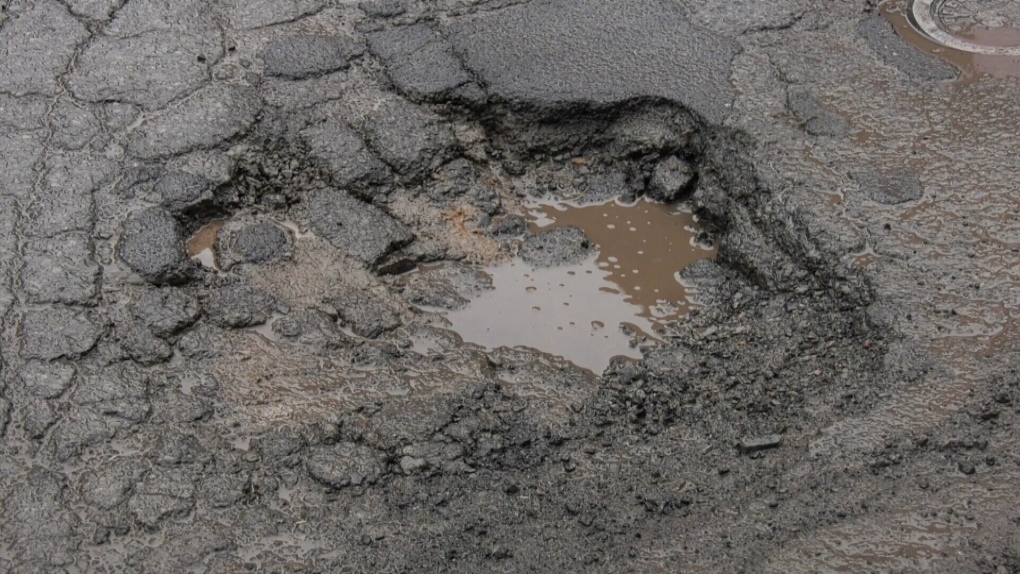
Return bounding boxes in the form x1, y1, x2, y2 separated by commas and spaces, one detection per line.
2, 0, 1020, 572
883, 0, 1020, 80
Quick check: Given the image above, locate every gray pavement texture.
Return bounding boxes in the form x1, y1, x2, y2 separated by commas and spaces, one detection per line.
445, 0, 739, 121
367, 22, 481, 102
0, 0, 1018, 572
259, 35, 365, 80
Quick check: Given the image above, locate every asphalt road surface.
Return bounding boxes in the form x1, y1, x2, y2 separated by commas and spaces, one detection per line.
1, 0, 1018, 572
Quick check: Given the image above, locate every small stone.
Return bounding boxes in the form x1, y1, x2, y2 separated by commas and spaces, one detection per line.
222, 222, 289, 267
958, 461, 976, 475
979, 409, 1000, 421
647, 155, 696, 202
519, 227, 591, 267
490, 545, 512, 560
118, 207, 192, 285
399, 456, 428, 474
738, 435, 783, 455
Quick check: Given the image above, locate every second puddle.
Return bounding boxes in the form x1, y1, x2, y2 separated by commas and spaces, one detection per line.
445, 198, 716, 373
186, 220, 224, 270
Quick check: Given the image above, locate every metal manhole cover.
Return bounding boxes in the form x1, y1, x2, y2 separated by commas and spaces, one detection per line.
910, 0, 1020, 54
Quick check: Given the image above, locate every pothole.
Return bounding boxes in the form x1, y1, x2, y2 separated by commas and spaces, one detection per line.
442, 197, 715, 373
885, 0, 1020, 80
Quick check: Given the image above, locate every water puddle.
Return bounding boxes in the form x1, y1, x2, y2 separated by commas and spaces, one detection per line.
444, 198, 715, 374
185, 220, 223, 270
882, 0, 1020, 81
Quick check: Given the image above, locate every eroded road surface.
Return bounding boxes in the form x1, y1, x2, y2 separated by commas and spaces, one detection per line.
1, 0, 1019, 572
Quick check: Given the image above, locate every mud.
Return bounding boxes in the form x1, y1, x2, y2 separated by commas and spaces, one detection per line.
2, 0, 1020, 572
185, 220, 224, 270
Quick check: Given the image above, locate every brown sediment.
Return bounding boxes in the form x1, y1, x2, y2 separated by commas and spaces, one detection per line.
186, 219, 224, 269
881, 1, 1020, 82
444, 198, 715, 374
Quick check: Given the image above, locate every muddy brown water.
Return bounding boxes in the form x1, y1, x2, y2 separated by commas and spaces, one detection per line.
882, 1, 1020, 81
444, 199, 715, 373
186, 219, 224, 269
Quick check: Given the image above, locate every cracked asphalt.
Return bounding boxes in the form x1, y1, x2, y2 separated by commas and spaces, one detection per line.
1, 0, 1019, 572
